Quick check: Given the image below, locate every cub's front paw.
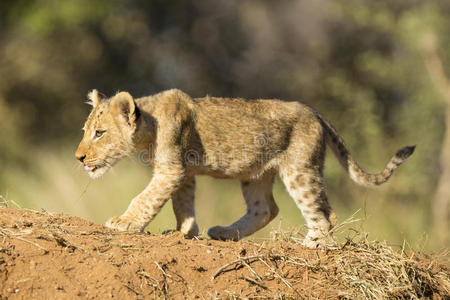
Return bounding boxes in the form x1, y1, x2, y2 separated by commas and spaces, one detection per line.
105, 215, 146, 232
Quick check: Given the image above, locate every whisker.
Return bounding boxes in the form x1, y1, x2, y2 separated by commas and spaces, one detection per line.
71, 162, 81, 171
75, 181, 91, 204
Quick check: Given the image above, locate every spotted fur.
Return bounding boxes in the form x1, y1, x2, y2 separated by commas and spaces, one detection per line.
75, 89, 414, 248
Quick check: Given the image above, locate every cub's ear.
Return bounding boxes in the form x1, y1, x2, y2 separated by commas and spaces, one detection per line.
87, 89, 101, 107
112, 91, 138, 126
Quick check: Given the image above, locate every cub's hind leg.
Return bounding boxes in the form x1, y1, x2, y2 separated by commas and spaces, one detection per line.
280, 163, 336, 248
208, 173, 278, 241
280, 114, 336, 248
280, 115, 337, 248
172, 176, 199, 238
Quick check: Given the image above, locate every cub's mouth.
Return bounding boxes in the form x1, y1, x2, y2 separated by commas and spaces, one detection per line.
84, 162, 107, 174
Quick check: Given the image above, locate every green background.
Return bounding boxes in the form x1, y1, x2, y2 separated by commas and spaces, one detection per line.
0, 0, 449, 251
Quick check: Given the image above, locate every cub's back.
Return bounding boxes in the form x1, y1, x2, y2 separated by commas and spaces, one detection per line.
187, 97, 311, 177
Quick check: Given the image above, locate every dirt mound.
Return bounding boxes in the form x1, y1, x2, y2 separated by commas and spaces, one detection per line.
0, 207, 448, 299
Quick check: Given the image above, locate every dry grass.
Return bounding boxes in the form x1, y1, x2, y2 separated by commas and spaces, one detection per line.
269, 236, 448, 298
262, 213, 450, 299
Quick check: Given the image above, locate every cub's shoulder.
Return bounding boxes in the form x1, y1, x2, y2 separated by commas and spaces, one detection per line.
149, 89, 194, 120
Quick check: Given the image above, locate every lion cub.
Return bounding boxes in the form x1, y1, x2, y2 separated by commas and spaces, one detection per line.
75, 89, 414, 248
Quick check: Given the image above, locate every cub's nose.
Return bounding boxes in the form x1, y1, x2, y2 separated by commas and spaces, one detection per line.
76, 154, 86, 163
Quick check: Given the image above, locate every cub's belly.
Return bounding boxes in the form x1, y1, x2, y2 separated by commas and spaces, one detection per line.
185, 150, 279, 180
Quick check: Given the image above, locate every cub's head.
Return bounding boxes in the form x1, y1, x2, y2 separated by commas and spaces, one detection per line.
75, 90, 140, 178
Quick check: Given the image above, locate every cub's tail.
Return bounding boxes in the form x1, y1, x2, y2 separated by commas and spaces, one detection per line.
317, 115, 415, 187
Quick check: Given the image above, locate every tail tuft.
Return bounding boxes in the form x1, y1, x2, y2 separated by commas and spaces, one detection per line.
395, 145, 416, 160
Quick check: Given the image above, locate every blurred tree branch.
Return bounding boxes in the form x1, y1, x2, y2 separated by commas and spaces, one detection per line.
422, 32, 450, 242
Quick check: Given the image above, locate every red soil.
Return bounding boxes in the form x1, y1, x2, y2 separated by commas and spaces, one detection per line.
0, 207, 448, 299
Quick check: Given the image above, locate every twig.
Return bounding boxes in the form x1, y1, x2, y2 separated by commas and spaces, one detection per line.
155, 262, 171, 278
242, 260, 262, 281
155, 262, 170, 298
15, 236, 49, 254
0, 195, 7, 207
258, 257, 296, 293
239, 276, 268, 290
212, 255, 264, 279
137, 270, 161, 290
124, 284, 139, 295
0, 195, 22, 209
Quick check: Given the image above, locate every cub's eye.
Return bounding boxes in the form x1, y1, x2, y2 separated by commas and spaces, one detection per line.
94, 130, 106, 138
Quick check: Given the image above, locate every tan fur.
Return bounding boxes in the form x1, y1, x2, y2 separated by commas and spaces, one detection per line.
75, 89, 415, 248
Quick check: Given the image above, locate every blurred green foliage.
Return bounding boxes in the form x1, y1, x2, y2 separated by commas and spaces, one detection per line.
0, 0, 449, 250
